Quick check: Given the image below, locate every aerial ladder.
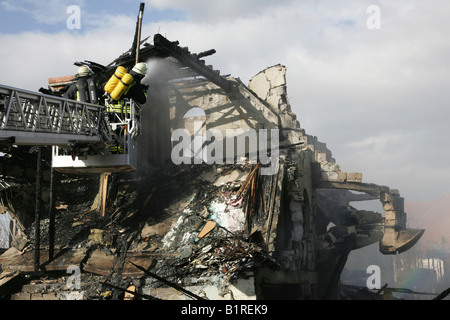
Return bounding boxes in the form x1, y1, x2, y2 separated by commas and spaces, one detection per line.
0, 3, 151, 273
0, 3, 147, 174
0, 83, 140, 173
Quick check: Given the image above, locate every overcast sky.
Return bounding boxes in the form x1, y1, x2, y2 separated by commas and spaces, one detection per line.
0, 0, 449, 202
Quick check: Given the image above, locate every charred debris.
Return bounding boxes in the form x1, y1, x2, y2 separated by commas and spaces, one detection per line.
0, 28, 426, 299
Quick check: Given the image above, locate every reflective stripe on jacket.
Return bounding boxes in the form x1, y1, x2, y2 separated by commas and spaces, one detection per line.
106, 100, 130, 114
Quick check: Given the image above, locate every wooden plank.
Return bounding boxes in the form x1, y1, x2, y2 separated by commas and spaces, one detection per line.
1, 247, 157, 278
123, 284, 136, 300
0, 248, 47, 272
0, 247, 87, 272
48, 75, 76, 84
197, 221, 217, 239
43, 247, 87, 271
101, 173, 110, 217
123, 253, 154, 278
83, 250, 155, 278
83, 249, 114, 276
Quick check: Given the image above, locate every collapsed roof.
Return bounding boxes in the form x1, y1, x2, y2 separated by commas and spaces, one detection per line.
0, 33, 424, 300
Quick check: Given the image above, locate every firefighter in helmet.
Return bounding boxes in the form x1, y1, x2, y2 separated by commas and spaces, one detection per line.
63, 65, 101, 104
105, 62, 148, 154
105, 62, 148, 116
124, 62, 148, 104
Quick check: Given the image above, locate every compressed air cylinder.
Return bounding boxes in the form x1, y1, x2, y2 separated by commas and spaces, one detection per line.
104, 66, 127, 93
110, 73, 134, 101
76, 78, 89, 102
87, 78, 99, 104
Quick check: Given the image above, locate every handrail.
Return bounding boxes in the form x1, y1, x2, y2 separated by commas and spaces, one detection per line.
0, 84, 104, 138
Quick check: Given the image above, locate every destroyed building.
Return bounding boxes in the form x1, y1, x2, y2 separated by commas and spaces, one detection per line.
0, 33, 424, 300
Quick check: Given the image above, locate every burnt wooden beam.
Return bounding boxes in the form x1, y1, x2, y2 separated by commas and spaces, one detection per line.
193, 49, 216, 59
131, 3, 146, 64
48, 167, 55, 260
129, 261, 205, 300
153, 34, 232, 92
96, 39, 157, 85
34, 146, 42, 272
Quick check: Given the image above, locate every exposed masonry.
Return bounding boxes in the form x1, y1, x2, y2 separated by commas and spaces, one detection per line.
150, 63, 424, 299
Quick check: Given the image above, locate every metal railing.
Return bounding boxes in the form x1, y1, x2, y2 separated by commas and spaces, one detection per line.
0, 84, 104, 143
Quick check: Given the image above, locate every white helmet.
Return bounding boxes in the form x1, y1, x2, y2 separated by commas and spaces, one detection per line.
77, 65, 91, 77
132, 62, 148, 76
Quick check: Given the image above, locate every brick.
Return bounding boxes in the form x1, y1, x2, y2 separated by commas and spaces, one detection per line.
346, 172, 362, 182
384, 211, 397, 220
383, 202, 395, 211
384, 219, 397, 227
321, 162, 338, 172
337, 171, 347, 182
315, 152, 327, 164
321, 171, 338, 181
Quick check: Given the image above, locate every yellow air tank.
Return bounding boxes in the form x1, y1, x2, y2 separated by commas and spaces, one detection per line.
110, 73, 134, 101
104, 66, 127, 93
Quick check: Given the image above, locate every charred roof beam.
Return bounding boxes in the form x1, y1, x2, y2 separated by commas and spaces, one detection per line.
153, 34, 232, 92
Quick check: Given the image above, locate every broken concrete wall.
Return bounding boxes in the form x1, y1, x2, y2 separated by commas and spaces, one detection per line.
168, 75, 281, 167
152, 64, 323, 299
256, 153, 319, 299
153, 66, 332, 299
160, 63, 422, 299
169, 76, 280, 131
248, 64, 297, 128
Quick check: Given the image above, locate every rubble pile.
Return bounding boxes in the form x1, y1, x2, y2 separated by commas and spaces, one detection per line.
0, 155, 277, 300
126, 163, 279, 300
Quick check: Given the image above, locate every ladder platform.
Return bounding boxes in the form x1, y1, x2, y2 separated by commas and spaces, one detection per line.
52, 153, 136, 174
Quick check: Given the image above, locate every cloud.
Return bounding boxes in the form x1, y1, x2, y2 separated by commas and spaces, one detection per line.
1, 0, 86, 25
0, 0, 449, 202
148, 0, 299, 23
0, 13, 138, 90
338, 129, 450, 201
161, 1, 449, 203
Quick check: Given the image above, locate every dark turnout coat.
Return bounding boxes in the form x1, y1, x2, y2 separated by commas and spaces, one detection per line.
123, 71, 147, 104
63, 76, 101, 104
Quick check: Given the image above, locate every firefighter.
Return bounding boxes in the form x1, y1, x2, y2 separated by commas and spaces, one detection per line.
105, 62, 148, 117
63, 65, 101, 104
124, 62, 148, 104
106, 62, 148, 154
